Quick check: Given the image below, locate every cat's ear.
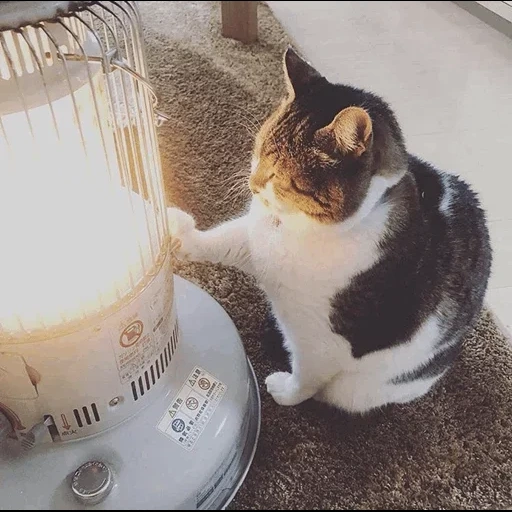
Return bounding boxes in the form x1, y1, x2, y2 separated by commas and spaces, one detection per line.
283, 47, 323, 96
316, 106, 373, 157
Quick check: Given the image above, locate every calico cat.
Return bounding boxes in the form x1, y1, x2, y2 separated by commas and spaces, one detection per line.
168, 48, 492, 414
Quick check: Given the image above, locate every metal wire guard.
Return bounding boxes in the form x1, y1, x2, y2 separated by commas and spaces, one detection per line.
0, 2, 95, 31
0, 1, 169, 337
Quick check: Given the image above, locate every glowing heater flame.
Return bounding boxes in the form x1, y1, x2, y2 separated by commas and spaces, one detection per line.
0, 16, 168, 337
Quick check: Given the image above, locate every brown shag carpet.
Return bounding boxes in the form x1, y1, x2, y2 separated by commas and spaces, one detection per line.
140, 2, 512, 509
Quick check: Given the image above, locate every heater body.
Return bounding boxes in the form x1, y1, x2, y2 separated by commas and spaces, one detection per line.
0, 256, 178, 443
0, 2, 260, 509
0, 0, 176, 448
1, 276, 260, 510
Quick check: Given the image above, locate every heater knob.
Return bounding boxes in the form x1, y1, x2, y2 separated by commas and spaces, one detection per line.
71, 461, 114, 505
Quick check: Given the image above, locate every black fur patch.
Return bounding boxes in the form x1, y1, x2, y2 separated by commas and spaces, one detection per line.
330, 156, 491, 364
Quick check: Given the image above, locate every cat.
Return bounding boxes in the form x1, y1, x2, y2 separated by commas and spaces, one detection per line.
167, 47, 492, 414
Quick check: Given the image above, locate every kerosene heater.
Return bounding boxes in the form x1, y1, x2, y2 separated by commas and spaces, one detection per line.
0, 2, 260, 509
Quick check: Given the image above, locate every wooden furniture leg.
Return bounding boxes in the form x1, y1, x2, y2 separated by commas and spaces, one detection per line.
221, 1, 258, 43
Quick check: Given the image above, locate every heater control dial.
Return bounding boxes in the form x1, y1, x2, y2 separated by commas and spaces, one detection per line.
71, 461, 114, 505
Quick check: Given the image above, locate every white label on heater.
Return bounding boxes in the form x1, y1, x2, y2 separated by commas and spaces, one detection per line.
156, 366, 227, 451
109, 258, 175, 384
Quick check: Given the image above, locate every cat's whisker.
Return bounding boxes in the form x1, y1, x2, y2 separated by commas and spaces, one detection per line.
222, 177, 251, 205
220, 172, 250, 190
239, 107, 262, 126
238, 110, 262, 135
233, 119, 257, 138
223, 184, 246, 202
224, 187, 251, 206
217, 170, 251, 190
239, 111, 260, 127
218, 172, 248, 188
231, 167, 251, 179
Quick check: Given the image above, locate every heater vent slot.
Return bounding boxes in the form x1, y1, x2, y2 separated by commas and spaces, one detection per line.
131, 325, 179, 401
73, 403, 101, 428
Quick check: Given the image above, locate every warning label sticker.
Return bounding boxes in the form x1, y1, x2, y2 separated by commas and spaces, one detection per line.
156, 367, 227, 451
109, 258, 175, 384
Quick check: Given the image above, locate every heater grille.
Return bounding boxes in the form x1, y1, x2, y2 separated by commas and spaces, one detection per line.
131, 324, 179, 402
73, 403, 101, 428
0, 0, 170, 338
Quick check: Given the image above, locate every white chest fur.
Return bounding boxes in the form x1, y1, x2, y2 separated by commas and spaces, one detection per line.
246, 196, 390, 300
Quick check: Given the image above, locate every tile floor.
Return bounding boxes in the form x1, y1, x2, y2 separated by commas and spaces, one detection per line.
268, 0, 512, 335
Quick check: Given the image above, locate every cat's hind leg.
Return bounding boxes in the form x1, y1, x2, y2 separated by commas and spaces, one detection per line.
265, 332, 344, 407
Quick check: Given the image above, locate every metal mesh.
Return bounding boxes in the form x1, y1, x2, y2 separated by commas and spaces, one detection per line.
0, 2, 169, 337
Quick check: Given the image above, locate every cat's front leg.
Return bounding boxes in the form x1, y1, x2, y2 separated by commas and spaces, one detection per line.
167, 207, 254, 274
265, 371, 307, 406
266, 370, 330, 407
265, 335, 341, 407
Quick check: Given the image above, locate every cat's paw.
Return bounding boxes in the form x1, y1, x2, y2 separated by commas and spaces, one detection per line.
265, 372, 303, 407
168, 207, 196, 237
167, 208, 203, 261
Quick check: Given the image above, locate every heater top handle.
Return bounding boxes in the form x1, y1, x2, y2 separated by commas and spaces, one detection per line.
0, 1, 94, 32
0, 1, 171, 125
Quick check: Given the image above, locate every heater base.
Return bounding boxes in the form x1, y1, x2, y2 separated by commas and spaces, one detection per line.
0, 276, 261, 510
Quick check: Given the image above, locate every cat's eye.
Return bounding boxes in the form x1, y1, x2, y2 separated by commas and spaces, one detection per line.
289, 178, 310, 194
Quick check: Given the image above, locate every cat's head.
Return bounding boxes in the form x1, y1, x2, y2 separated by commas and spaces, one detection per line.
249, 48, 407, 224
